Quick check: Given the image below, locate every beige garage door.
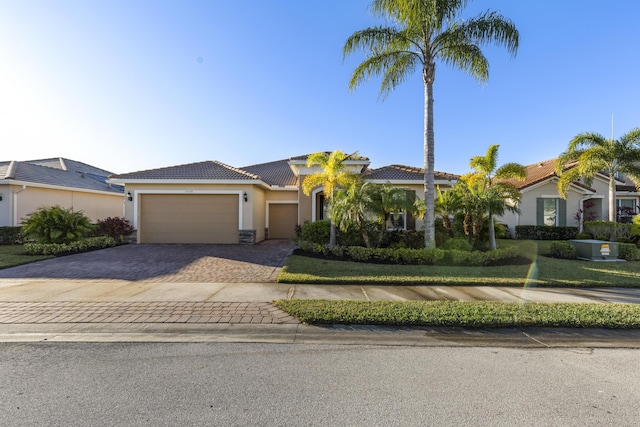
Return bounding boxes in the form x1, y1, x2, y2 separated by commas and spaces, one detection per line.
140, 194, 239, 243
268, 203, 298, 239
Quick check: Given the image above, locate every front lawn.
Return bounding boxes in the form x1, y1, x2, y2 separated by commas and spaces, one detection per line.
0, 245, 53, 269
274, 299, 640, 328
277, 240, 640, 287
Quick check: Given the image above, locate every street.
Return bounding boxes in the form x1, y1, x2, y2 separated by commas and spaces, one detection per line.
1, 342, 639, 426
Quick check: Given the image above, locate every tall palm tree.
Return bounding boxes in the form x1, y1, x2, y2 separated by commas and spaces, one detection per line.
344, 0, 519, 249
469, 144, 526, 250
556, 129, 640, 226
302, 150, 358, 247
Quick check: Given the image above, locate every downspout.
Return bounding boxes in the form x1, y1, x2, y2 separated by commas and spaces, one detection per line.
12, 185, 27, 226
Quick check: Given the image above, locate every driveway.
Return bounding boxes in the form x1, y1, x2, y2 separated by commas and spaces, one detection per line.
0, 240, 296, 283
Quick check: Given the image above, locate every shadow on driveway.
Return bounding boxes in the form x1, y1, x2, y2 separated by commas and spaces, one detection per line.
0, 240, 296, 282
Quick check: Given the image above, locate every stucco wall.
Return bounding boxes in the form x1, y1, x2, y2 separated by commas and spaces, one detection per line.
9, 186, 122, 226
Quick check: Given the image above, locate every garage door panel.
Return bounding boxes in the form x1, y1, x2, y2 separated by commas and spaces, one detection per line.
140, 194, 239, 244
269, 204, 298, 239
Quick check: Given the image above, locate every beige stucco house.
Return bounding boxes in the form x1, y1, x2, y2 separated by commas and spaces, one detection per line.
0, 158, 124, 227
498, 159, 638, 234
108, 154, 459, 244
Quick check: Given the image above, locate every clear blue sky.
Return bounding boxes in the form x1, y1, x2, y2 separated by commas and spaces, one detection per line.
1, 1, 639, 175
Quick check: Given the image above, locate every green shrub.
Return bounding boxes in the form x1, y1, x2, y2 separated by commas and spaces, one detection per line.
618, 243, 640, 261
0, 226, 23, 245
297, 240, 329, 256
575, 232, 593, 240
381, 230, 425, 249
584, 221, 615, 240
442, 237, 472, 251
21, 205, 94, 244
95, 217, 135, 241
515, 226, 578, 240
24, 236, 118, 256
300, 220, 330, 245
549, 241, 577, 260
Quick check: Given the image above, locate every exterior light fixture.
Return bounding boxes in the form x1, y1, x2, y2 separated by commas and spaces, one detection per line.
243, 192, 248, 202
126, 191, 133, 201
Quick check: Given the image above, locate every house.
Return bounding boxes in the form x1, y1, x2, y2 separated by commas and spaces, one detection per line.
108, 154, 459, 244
0, 158, 125, 227
498, 159, 638, 234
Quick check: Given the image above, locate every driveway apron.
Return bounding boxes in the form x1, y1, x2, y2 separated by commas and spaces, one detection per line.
0, 240, 299, 326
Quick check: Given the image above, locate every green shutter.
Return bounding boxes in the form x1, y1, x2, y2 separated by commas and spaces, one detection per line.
558, 198, 566, 226
536, 198, 544, 226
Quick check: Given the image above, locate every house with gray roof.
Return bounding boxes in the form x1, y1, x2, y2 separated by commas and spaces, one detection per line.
108, 154, 459, 244
0, 158, 124, 226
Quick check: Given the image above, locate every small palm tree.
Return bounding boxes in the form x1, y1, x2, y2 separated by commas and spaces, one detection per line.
21, 205, 94, 244
556, 129, 640, 226
331, 179, 375, 248
302, 151, 358, 247
344, 0, 519, 249
367, 183, 417, 247
435, 185, 461, 230
469, 144, 526, 250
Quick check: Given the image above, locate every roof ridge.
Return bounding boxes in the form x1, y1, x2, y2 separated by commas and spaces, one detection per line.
211, 160, 261, 180
5, 160, 17, 179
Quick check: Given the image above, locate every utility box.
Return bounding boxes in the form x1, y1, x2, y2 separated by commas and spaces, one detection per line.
569, 239, 619, 261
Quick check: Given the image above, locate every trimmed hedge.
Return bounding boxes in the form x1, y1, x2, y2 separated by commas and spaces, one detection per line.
619, 243, 640, 261
549, 241, 577, 260
0, 227, 23, 245
515, 225, 578, 240
24, 236, 119, 256
297, 240, 521, 266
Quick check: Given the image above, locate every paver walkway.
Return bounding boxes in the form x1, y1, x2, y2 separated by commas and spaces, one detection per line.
0, 301, 300, 325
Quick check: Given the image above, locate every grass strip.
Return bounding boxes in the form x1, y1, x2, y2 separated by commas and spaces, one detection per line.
0, 245, 53, 269
274, 299, 640, 328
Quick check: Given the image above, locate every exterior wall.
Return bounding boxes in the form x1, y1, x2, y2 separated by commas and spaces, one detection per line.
0, 185, 10, 226
297, 180, 313, 225
498, 180, 591, 234
251, 187, 266, 242
7, 185, 122, 226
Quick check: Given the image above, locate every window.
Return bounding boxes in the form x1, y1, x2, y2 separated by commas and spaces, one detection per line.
386, 212, 406, 230
617, 198, 637, 222
536, 198, 566, 226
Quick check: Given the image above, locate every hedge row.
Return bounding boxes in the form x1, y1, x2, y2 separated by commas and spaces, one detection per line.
0, 227, 23, 245
297, 240, 522, 266
515, 226, 578, 240
24, 236, 119, 256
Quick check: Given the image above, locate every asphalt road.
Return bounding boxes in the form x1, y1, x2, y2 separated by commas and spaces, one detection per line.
1, 342, 639, 426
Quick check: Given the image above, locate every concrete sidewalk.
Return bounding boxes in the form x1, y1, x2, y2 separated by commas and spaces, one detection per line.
1, 279, 639, 346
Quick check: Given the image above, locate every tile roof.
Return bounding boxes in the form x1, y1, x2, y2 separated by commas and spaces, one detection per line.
502, 159, 580, 190
109, 160, 261, 181
0, 158, 122, 194
362, 164, 459, 182
241, 159, 297, 187
288, 152, 370, 162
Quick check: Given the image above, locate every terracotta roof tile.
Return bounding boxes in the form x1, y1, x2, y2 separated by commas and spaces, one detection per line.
502, 159, 579, 190
109, 161, 260, 180
362, 164, 459, 181
241, 159, 297, 187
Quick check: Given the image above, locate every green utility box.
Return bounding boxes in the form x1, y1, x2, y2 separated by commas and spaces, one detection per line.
569, 239, 619, 261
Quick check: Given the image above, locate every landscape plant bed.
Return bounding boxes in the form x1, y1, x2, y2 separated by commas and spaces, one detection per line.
274, 299, 640, 329
278, 239, 640, 288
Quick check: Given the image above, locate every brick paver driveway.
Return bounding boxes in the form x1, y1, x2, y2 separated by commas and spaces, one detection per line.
0, 240, 296, 283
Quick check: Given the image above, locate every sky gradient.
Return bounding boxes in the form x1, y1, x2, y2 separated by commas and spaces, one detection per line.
1, 1, 639, 175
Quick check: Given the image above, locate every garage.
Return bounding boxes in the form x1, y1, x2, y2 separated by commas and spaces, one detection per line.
139, 194, 239, 244
268, 203, 298, 239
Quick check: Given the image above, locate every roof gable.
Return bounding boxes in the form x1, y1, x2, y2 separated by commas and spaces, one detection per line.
0, 158, 122, 194
109, 160, 261, 181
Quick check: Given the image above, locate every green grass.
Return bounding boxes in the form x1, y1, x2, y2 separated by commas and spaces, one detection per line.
277, 240, 640, 287
274, 299, 640, 328
0, 245, 53, 269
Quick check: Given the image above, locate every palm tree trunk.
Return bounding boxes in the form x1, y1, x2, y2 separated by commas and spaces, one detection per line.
488, 212, 497, 250
329, 220, 336, 248
423, 76, 435, 249
609, 175, 616, 240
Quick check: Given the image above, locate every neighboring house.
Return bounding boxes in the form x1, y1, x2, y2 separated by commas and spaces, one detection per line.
498, 159, 635, 234
0, 158, 124, 227
108, 154, 459, 244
